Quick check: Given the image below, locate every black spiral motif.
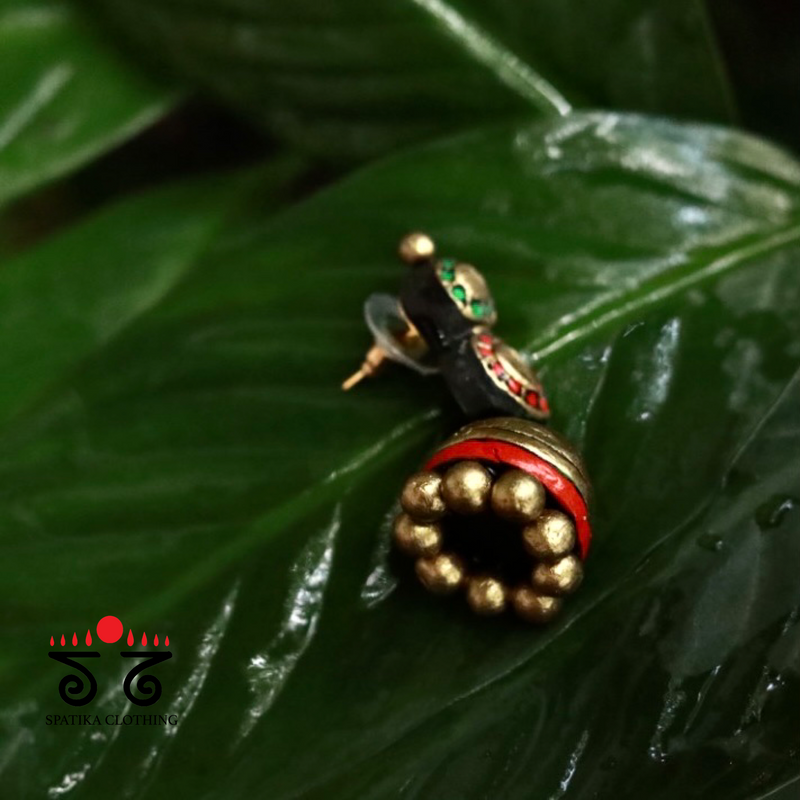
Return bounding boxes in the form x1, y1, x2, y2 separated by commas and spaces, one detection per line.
48, 652, 100, 706
120, 651, 173, 707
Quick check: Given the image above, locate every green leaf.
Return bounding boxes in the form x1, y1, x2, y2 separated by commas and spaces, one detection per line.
0, 0, 174, 208
2, 113, 799, 798
88, 0, 735, 160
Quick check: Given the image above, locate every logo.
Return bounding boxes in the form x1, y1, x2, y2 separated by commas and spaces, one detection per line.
48, 615, 172, 708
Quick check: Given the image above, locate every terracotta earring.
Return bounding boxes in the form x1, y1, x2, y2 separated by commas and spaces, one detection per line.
344, 233, 591, 623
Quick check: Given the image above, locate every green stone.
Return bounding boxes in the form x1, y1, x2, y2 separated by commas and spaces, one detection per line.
452, 285, 467, 303
440, 268, 455, 281
471, 300, 485, 316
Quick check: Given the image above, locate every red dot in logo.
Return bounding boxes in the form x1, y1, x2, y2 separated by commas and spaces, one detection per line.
96, 615, 123, 644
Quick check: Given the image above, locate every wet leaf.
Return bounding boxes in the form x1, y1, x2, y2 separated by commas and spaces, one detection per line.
88, 0, 735, 160
1, 113, 799, 798
0, 0, 173, 208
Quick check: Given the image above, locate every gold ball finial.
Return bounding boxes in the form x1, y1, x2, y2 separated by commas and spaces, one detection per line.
399, 232, 435, 264
491, 469, 546, 524
532, 554, 583, 595
400, 471, 446, 522
415, 553, 465, 594
522, 509, 576, 561
441, 461, 492, 515
466, 577, 507, 615
511, 587, 562, 623
393, 513, 442, 558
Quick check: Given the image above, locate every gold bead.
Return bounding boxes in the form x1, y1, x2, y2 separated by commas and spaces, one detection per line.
415, 553, 465, 594
531, 554, 583, 595
441, 460, 492, 515
511, 586, 562, 623
400, 470, 446, 522
399, 232, 435, 264
522, 509, 576, 560
466, 577, 507, 615
393, 513, 442, 558
490, 469, 545, 524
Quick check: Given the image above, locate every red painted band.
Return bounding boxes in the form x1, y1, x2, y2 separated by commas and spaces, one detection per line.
425, 439, 591, 558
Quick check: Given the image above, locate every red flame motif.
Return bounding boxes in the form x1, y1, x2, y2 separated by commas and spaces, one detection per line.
49, 623, 144, 647
165, 635, 169, 647
154, 634, 159, 646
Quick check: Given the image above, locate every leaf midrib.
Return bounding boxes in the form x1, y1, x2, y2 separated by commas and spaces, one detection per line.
529, 220, 800, 359
406, 0, 571, 116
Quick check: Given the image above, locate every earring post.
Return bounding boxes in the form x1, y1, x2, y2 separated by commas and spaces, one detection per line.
341, 344, 388, 390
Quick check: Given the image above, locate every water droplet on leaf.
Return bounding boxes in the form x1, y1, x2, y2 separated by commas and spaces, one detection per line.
756, 495, 797, 531
696, 532, 723, 552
